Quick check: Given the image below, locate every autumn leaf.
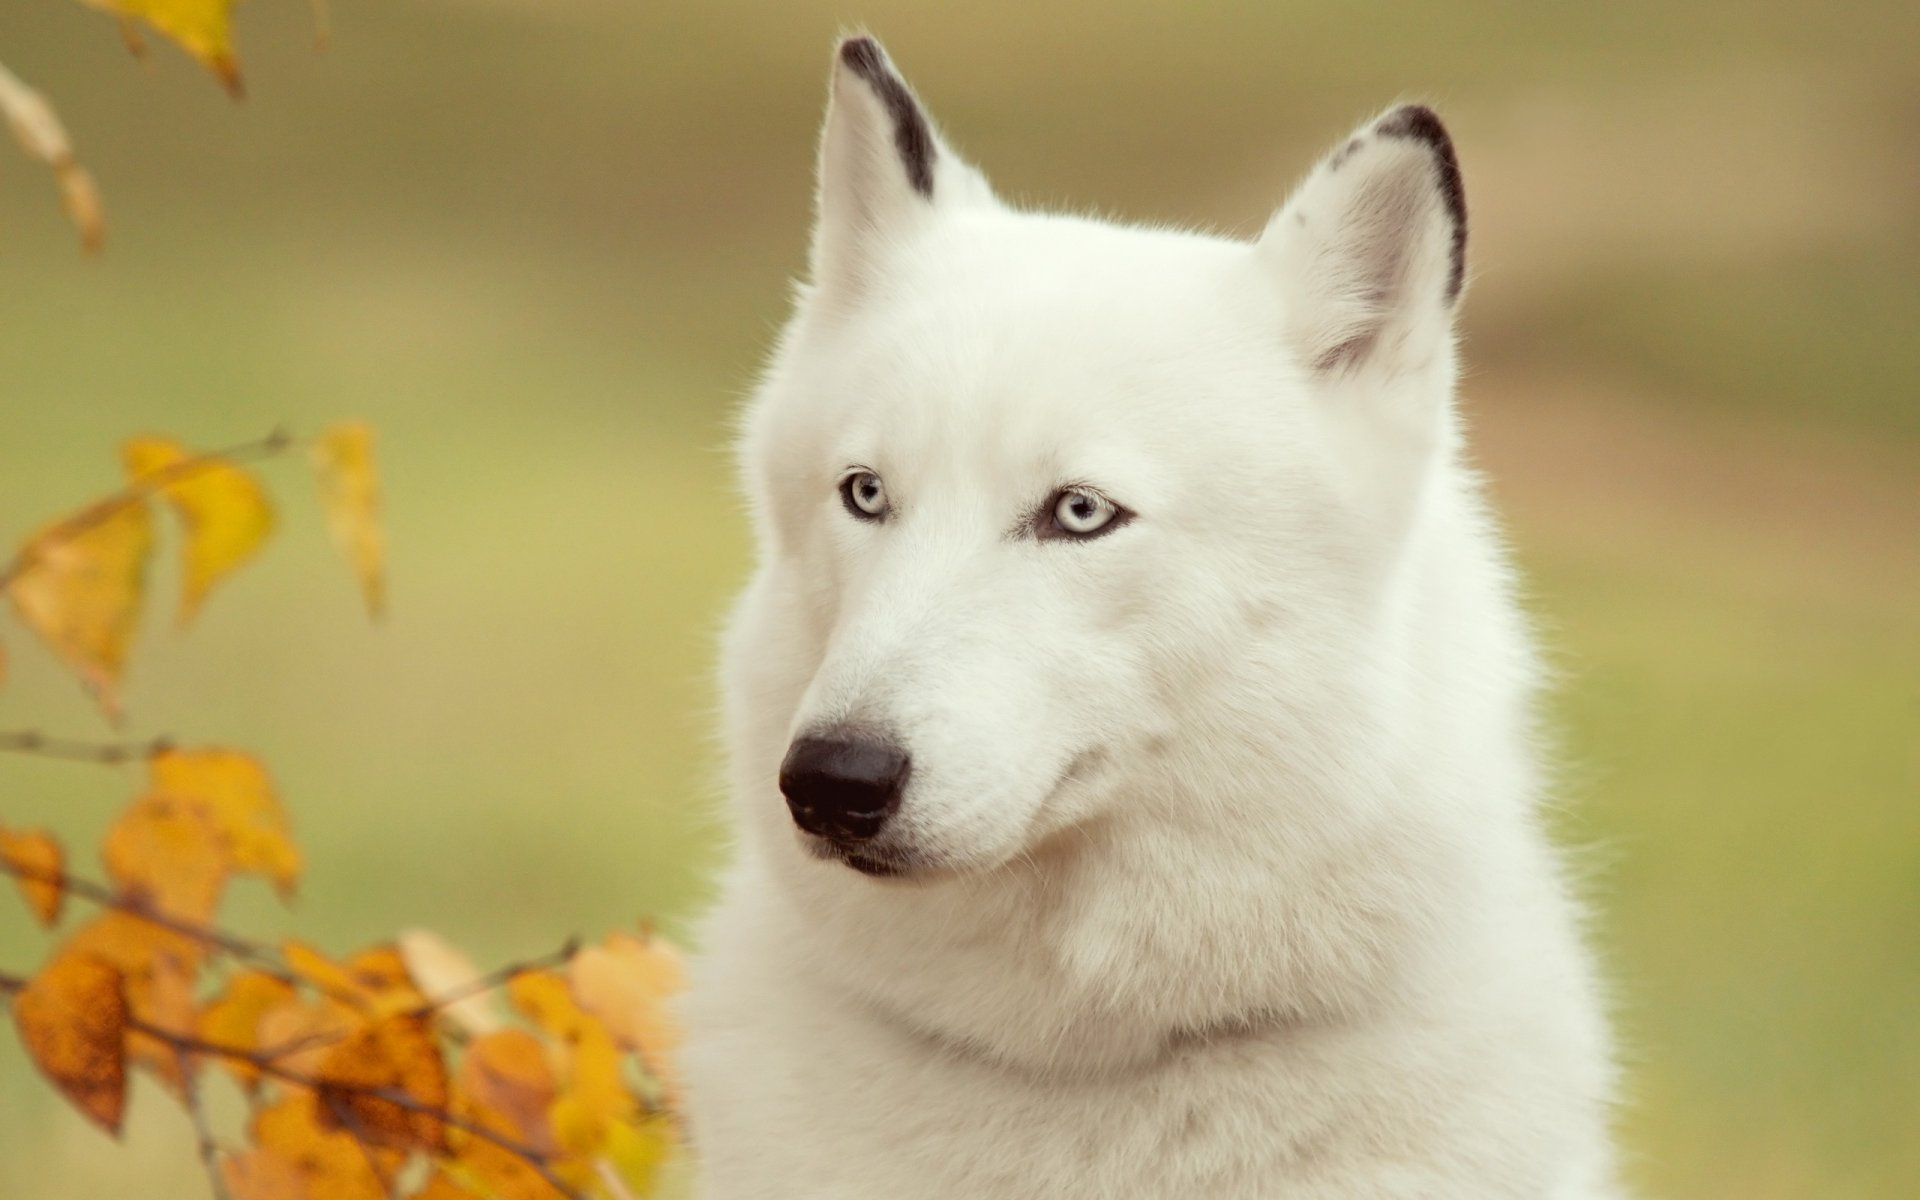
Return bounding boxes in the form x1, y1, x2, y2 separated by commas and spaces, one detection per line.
103, 794, 230, 922
124, 943, 199, 1094
0, 58, 105, 251
314, 1012, 451, 1153
600, 1113, 678, 1198
80, 0, 246, 98
5, 496, 152, 720
413, 1174, 487, 1200
220, 1146, 307, 1200
282, 939, 425, 1017
0, 826, 66, 926
312, 421, 385, 618
254, 991, 356, 1075
250, 1091, 396, 1200
459, 1028, 557, 1151
11, 948, 129, 1135
150, 747, 300, 899
198, 969, 296, 1091
124, 437, 275, 625
569, 930, 686, 1095
399, 927, 502, 1036
510, 970, 634, 1166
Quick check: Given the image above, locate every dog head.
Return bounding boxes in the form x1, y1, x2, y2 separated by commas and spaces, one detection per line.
729, 37, 1471, 885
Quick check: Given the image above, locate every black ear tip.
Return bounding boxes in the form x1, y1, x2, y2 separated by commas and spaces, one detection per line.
838, 35, 885, 73
1374, 104, 1467, 302
1374, 104, 1453, 154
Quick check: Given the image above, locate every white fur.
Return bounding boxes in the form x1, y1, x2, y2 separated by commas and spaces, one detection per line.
682, 38, 1621, 1199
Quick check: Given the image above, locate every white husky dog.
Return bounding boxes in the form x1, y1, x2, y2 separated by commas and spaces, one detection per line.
682, 35, 1621, 1199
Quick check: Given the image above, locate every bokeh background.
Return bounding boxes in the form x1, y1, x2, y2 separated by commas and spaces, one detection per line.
2, 2, 1915, 1196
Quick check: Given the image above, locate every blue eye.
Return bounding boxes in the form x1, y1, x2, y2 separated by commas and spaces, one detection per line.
840, 470, 888, 520
1041, 488, 1130, 541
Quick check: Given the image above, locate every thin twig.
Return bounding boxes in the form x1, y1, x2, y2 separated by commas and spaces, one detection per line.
0, 729, 171, 765
251, 939, 579, 1065
325, 1093, 399, 1200
402, 938, 580, 1021
179, 1052, 233, 1200
0, 969, 26, 993
130, 1020, 589, 1200
0, 859, 367, 1005
0, 428, 297, 592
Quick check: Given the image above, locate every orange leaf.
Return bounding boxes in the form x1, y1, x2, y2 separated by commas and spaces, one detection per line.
255, 992, 356, 1075
149, 747, 300, 899
282, 938, 424, 1016
77, 0, 245, 97
251, 1091, 395, 1200
220, 1147, 307, 1200
102, 794, 229, 921
63, 909, 205, 979
444, 1134, 566, 1200
458, 1028, 557, 1152
198, 969, 296, 1091
314, 1012, 450, 1153
123, 942, 198, 1095
398, 927, 501, 1036
11, 948, 128, 1134
5, 496, 152, 720
311, 421, 385, 618
0, 825, 65, 926
123, 437, 275, 625
568, 930, 686, 1093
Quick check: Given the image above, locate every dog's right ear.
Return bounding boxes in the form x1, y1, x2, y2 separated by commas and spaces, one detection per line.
809, 36, 990, 308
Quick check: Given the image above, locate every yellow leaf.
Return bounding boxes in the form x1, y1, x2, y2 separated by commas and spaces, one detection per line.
149, 747, 300, 899
124, 437, 275, 625
399, 927, 502, 1035
11, 948, 128, 1135
311, 421, 385, 618
0, 59, 105, 252
198, 969, 296, 1091
568, 931, 686, 1096
102, 794, 229, 922
5, 497, 152, 720
509, 970, 634, 1161
0, 826, 65, 926
601, 1113, 678, 1197
79, 0, 245, 97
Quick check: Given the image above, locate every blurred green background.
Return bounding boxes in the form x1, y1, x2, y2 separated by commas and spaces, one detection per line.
2, 2, 1915, 1196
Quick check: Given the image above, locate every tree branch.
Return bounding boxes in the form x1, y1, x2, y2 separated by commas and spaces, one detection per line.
0, 729, 171, 765
130, 1018, 589, 1200
0, 858, 360, 1004
0, 428, 297, 592
179, 1053, 233, 1200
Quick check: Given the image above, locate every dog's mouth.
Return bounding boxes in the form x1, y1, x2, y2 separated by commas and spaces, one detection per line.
802, 834, 920, 881
842, 852, 904, 878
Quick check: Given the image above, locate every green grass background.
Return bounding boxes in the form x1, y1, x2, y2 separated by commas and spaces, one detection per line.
1, 2, 1915, 1196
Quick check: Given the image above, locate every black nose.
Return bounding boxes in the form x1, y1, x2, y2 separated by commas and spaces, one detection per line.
779, 732, 910, 844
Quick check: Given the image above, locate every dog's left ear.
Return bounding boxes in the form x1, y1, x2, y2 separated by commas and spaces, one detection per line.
810, 36, 992, 309
1258, 105, 1466, 387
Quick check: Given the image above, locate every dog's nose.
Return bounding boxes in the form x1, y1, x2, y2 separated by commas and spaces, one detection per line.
779, 732, 910, 843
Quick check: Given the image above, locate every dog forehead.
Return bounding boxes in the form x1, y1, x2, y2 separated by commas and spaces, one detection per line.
815, 216, 1283, 430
